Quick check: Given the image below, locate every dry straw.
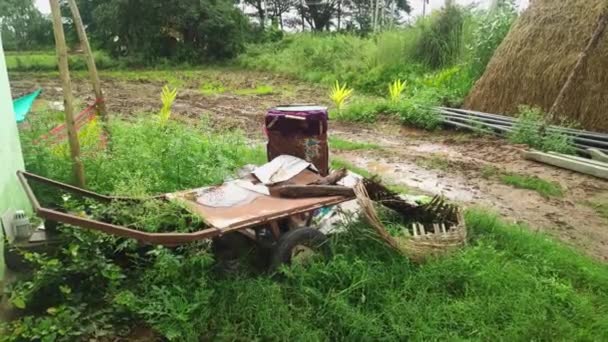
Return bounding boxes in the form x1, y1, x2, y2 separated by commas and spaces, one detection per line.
465, 0, 608, 132
354, 181, 467, 262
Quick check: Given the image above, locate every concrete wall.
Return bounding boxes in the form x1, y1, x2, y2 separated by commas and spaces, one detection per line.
0, 34, 31, 281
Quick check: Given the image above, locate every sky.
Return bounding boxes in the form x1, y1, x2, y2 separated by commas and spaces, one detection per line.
35, 0, 529, 17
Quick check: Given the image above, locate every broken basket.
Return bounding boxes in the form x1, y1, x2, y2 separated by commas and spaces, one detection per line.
355, 180, 467, 262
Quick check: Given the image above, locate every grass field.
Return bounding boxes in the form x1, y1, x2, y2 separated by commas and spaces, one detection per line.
3, 53, 608, 340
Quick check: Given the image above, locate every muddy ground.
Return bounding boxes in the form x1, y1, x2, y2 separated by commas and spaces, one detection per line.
9, 69, 608, 261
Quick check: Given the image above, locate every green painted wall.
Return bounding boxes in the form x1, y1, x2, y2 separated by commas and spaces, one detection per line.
0, 34, 31, 280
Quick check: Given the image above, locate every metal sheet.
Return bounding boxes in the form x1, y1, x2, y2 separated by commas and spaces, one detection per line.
168, 169, 346, 229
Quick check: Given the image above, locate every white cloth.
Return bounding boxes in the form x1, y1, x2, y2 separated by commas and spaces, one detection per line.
253, 155, 317, 185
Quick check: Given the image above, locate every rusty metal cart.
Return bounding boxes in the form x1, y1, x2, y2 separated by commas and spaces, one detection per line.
15, 168, 353, 270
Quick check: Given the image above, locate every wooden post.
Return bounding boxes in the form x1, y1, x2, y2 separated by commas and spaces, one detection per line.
49, 0, 85, 187
66, 0, 110, 137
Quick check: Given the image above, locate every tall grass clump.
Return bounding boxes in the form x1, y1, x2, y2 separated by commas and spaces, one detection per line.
467, 4, 517, 78
413, 5, 467, 69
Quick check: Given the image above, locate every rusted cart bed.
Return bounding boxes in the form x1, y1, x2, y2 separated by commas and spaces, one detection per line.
17, 170, 352, 255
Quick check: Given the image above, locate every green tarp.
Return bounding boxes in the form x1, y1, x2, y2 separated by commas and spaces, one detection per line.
13, 88, 41, 122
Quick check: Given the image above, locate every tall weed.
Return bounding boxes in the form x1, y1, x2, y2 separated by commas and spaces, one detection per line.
509, 106, 575, 154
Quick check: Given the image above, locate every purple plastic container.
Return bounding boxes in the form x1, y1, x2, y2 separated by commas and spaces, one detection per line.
265, 105, 329, 176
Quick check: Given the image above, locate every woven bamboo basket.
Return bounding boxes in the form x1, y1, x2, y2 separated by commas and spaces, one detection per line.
354, 181, 467, 262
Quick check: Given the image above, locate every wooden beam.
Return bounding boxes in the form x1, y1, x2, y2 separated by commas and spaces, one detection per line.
49, 0, 85, 187
274, 185, 354, 198
66, 0, 109, 137
523, 150, 608, 180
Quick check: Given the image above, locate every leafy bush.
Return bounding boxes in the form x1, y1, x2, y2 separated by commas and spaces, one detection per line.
333, 91, 441, 130
21, 115, 266, 197
509, 106, 576, 154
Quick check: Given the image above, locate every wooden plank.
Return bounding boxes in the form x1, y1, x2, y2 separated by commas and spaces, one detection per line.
588, 148, 608, 163
50, 0, 85, 187
274, 185, 355, 198
523, 150, 608, 180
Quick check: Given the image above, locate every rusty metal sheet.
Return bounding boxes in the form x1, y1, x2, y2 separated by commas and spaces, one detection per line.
167, 169, 347, 229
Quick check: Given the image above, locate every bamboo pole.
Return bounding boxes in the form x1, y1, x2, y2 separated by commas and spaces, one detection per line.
49, 0, 85, 187
548, 11, 608, 121
67, 0, 110, 139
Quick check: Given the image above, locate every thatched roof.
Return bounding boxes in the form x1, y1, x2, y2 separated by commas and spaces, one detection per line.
465, 0, 608, 132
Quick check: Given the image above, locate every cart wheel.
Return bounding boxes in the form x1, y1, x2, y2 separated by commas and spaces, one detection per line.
3, 244, 29, 272
270, 227, 331, 271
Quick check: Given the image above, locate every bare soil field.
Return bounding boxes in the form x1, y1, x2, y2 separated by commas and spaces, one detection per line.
9, 69, 608, 260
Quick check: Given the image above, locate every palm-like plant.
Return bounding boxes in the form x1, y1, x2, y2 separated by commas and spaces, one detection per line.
329, 81, 353, 111
159, 85, 178, 125
388, 79, 406, 103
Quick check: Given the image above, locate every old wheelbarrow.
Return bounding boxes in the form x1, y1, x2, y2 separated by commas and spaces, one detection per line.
15, 161, 355, 271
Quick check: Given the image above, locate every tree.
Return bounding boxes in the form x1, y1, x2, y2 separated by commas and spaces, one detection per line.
267, 0, 297, 29
347, 0, 410, 33
243, 0, 268, 29
76, 0, 249, 61
0, 0, 53, 50
298, 0, 339, 31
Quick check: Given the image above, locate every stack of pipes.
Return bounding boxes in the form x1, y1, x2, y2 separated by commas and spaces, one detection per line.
436, 107, 608, 156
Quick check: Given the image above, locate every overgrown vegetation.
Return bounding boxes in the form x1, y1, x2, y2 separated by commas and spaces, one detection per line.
509, 106, 576, 154
240, 4, 515, 128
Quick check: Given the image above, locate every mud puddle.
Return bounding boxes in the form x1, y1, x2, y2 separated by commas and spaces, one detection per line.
341, 153, 478, 202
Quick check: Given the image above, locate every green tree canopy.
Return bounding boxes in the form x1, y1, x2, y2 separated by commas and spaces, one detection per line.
0, 0, 53, 50
74, 0, 250, 61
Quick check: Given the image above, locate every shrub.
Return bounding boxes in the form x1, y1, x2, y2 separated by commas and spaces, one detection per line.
509, 106, 576, 154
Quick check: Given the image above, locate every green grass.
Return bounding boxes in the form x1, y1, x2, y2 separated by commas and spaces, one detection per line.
199, 82, 227, 95
417, 154, 451, 171
329, 137, 380, 151
4, 111, 608, 340
331, 158, 375, 179
584, 195, 608, 221
5, 50, 118, 72
478, 165, 564, 198
234, 84, 275, 96
500, 173, 564, 198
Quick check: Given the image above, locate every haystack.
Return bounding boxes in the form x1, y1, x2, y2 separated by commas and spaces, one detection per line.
465, 0, 608, 132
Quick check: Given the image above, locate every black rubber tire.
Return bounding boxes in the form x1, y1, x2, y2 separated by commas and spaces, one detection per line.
270, 227, 331, 272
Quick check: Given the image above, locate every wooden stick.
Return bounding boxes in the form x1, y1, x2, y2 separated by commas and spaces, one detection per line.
274, 185, 354, 198
50, 0, 85, 187
310, 168, 347, 185
66, 0, 110, 139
